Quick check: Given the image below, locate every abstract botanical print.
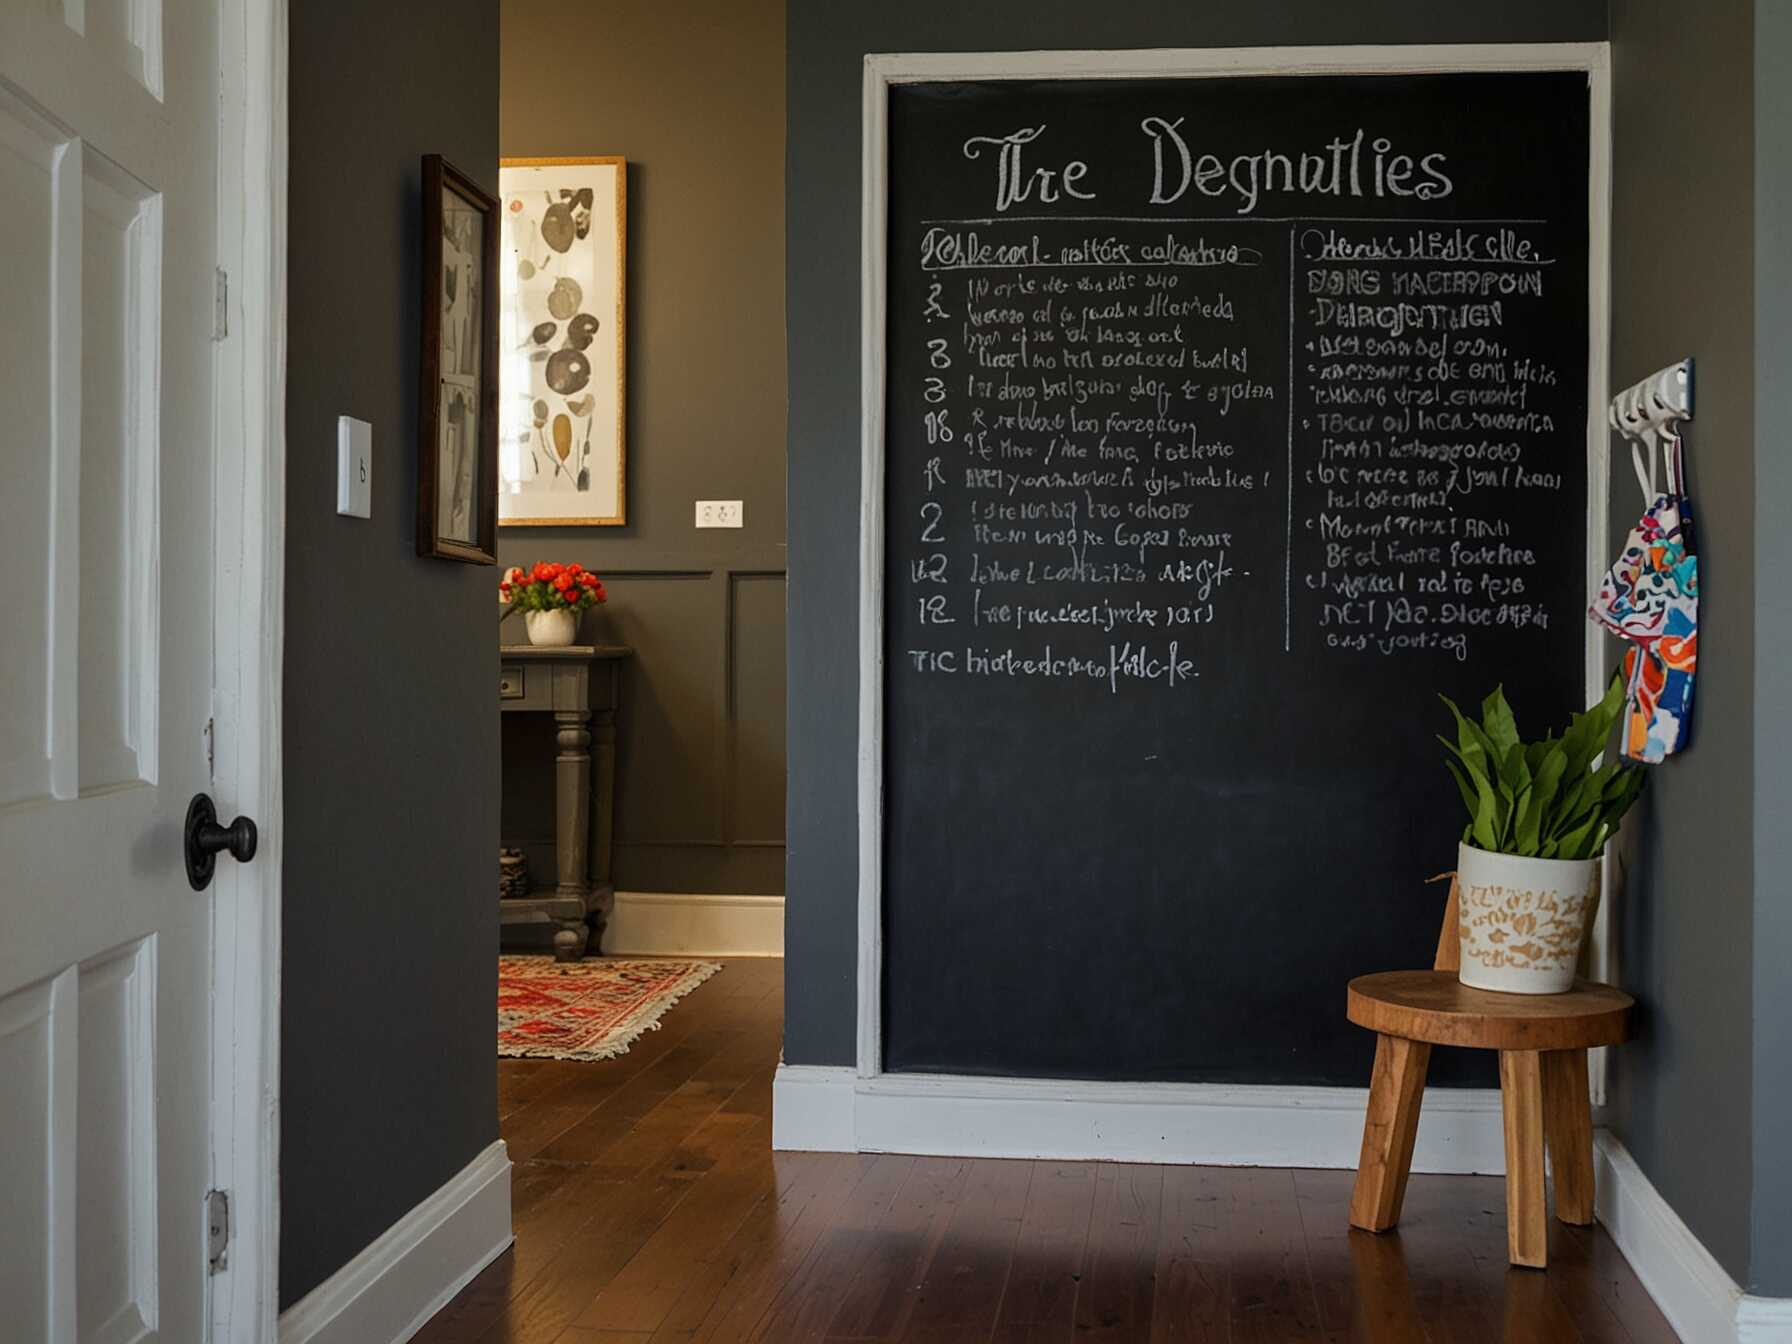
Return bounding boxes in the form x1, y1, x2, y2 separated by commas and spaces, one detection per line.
498, 158, 625, 525
1590, 468, 1698, 763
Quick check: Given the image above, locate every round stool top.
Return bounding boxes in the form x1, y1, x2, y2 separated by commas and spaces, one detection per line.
1347, 970, 1633, 1050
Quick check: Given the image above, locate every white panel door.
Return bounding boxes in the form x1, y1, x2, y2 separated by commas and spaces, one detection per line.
0, 0, 222, 1341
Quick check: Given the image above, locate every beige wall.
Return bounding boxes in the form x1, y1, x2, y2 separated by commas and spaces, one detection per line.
499, 0, 786, 895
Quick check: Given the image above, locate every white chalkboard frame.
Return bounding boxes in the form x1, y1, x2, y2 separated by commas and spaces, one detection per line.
846, 44, 1613, 1142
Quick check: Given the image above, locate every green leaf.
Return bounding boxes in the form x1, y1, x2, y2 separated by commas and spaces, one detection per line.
1443, 759, 1479, 819
1554, 810, 1602, 861
1480, 684, 1521, 755
1440, 695, 1495, 775
1463, 755, 1502, 851
1514, 748, 1564, 856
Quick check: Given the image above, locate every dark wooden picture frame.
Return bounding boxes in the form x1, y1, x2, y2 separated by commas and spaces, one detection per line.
418, 154, 499, 563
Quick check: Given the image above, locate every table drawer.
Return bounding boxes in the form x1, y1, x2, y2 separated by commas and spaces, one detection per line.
498, 664, 526, 700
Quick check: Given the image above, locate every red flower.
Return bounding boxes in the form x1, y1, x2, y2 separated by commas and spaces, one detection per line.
531, 562, 552, 582
566, 562, 583, 576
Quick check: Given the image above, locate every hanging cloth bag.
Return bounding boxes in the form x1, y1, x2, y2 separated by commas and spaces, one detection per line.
1588, 434, 1699, 762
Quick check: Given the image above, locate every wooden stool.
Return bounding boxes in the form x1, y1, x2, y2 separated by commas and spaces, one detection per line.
1345, 884, 1633, 1268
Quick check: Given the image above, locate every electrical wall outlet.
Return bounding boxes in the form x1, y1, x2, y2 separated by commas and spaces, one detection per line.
695, 500, 743, 528
337, 416, 372, 518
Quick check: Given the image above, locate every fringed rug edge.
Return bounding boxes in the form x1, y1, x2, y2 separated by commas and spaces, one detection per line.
497, 958, 723, 1063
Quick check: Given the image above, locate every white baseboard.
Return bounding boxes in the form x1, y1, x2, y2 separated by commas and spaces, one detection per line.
278, 1140, 513, 1344
1594, 1133, 1792, 1344
604, 892, 784, 957
771, 1065, 1505, 1173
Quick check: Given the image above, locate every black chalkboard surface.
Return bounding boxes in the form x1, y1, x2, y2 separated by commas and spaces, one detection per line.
883, 70, 1592, 1084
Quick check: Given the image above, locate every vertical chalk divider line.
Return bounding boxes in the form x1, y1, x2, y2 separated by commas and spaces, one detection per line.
1286, 224, 1295, 652
851, 43, 1614, 1115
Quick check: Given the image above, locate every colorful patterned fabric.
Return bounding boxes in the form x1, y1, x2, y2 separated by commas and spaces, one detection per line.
1590, 486, 1698, 763
498, 956, 721, 1061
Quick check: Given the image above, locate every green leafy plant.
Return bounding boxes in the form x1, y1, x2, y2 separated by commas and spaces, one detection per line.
1439, 673, 1645, 860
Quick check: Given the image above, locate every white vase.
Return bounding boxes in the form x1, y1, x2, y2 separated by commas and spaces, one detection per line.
523, 607, 578, 647
1455, 841, 1598, 994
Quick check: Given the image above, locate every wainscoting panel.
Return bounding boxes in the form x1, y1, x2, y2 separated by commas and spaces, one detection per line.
728, 572, 788, 849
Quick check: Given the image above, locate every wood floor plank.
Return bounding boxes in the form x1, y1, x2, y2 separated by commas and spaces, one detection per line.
738, 1152, 919, 1341
1227, 1167, 1326, 1344
991, 1160, 1099, 1335
1548, 1220, 1681, 1344
1291, 1168, 1425, 1344
569, 1119, 780, 1333
896, 1157, 1034, 1343
1073, 1163, 1165, 1341
1149, 1164, 1237, 1344
681, 1153, 889, 1344
819, 1155, 974, 1340
638, 1149, 845, 1342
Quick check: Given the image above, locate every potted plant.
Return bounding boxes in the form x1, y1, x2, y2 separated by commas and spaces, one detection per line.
1438, 674, 1645, 994
500, 561, 607, 647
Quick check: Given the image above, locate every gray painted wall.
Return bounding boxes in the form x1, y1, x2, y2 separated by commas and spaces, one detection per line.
498, 0, 787, 898
783, 0, 1608, 1069
281, 0, 499, 1309
1753, 0, 1792, 1300
1606, 0, 1757, 1287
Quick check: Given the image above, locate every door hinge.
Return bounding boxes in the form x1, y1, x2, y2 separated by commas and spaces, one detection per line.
204, 716, 215, 781
206, 1189, 230, 1273
213, 267, 229, 341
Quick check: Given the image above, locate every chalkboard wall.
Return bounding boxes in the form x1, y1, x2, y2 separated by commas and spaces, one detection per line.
882, 70, 1591, 1084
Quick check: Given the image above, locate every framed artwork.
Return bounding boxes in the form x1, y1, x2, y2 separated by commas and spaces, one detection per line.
418, 154, 499, 563
497, 156, 627, 526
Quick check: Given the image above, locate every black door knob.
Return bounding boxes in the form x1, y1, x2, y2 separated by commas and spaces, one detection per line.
185, 793, 259, 891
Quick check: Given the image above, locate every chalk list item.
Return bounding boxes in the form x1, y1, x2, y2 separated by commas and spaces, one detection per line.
881, 70, 1592, 1084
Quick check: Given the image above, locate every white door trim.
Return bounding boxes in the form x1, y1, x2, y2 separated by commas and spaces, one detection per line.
209, 0, 288, 1338
855, 43, 1613, 1106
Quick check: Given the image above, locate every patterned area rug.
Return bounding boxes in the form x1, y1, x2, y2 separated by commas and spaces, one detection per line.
497, 956, 721, 1062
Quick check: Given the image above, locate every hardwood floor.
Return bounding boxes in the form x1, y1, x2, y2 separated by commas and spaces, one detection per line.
415, 958, 1678, 1344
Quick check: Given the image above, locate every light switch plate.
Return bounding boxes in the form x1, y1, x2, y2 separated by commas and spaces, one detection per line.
695, 500, 743, 528
337, 416, 371, 518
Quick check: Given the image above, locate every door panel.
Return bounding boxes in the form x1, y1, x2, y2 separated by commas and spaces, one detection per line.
0, 0, 218, 1339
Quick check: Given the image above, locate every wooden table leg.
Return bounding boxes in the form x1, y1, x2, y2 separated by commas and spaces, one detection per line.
1542, 1048, 1595, 1225
1499, 1049, 1548, 1268
553, 709, 592, 899
1350, 1034, 1431, 1232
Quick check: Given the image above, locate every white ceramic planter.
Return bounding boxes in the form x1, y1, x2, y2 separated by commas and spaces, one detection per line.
523, 607, 577, 647
1455, 841, 1597, 994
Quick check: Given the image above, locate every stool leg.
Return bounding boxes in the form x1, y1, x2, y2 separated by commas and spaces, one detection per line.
1349, 1034, 1431, 1232
1499, 1049, 1548, 1268
1542, 1049, 1596, 1225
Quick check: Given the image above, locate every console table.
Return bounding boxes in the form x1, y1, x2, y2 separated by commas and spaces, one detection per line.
498, 644, 632, 960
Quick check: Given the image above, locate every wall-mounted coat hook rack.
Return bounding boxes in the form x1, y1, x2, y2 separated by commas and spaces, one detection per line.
1608, 358, 1694, 500
1608, 357, 1694, 446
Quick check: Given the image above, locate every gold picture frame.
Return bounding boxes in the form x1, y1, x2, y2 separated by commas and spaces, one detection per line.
497, 155, 627, 526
